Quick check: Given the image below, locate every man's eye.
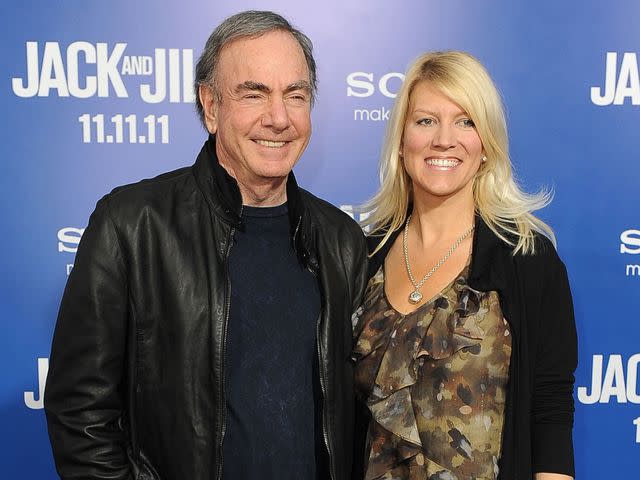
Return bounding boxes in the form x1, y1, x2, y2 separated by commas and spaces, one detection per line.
288, 94, 308, 102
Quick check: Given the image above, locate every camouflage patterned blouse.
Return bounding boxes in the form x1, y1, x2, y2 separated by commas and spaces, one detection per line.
352, 265, 512, 480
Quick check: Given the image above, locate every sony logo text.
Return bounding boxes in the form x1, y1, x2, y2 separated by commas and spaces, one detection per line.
59, 227, 84, 275
347, 71, 404, 122
620, 229, 640, 277
58, 227, 84, 253
12, 41, 195, 103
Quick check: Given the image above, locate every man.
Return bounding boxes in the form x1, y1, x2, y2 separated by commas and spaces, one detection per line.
44, 11, 367, 480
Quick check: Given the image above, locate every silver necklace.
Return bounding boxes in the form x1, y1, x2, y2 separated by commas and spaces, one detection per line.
403, 213, 475, 304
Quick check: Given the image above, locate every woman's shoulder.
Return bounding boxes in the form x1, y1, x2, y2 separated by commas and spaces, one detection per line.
479, 217, 559, 263
473, 219, 566, 285
513, 231, 561, 262
511, 231, 569, 289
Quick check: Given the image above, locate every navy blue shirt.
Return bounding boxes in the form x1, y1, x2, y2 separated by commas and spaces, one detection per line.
222, 203, 322, 479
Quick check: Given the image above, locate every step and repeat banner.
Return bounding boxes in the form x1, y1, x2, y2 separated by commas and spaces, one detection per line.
2, 1, 638, 478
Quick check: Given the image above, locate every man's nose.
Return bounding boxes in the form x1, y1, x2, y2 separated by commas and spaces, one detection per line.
262, 97, 291, 131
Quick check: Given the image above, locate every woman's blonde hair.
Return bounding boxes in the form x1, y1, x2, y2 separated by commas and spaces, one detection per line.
361, 51, 554, 255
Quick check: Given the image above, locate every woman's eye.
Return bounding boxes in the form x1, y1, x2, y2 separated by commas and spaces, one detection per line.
459, 118, 475, 128
417, 118, 434, 126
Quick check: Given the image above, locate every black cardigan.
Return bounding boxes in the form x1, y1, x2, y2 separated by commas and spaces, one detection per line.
362, 216, 577, 479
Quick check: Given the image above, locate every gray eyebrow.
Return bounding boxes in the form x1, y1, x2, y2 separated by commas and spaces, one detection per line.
234, 80, 312, 95
284, 81, 312, 94
235, 81, 271, 94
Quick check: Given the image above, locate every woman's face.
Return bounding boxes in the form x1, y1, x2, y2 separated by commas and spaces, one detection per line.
401, 81, 483, 204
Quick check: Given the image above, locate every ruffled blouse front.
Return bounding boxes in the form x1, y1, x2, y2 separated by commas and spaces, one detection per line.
352, 266, 511, 480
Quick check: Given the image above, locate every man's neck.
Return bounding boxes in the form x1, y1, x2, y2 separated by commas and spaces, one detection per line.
216, 155, 289, 207
237, 177, 288, 207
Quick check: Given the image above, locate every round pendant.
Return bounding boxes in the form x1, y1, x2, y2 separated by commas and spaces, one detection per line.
408, 290, 423, 304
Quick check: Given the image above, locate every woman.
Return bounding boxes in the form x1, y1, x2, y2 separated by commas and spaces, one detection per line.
353, 51, 577, 480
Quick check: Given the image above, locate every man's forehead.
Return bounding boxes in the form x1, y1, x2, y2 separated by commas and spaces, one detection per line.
217, 30, 308, 79
220, 31, 303, 61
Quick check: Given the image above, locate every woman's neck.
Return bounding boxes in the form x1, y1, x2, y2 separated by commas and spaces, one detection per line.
410, 191, 476, 247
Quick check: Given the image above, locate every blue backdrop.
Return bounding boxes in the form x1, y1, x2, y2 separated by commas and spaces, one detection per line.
2, 1, 639, 477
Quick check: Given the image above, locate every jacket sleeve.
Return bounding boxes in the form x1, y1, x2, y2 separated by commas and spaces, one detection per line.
531, 246, 578, 476
44, 196, 134, 480
351, 231, 369, 315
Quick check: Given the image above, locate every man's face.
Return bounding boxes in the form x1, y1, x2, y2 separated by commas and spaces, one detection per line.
201, 30, 312, 189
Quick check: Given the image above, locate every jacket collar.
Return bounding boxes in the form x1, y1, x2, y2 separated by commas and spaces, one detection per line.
192, 134, 313, 267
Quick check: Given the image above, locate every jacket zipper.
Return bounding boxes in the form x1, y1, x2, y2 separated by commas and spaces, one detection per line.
315, 305, 335, 480
216, 215, 239, 480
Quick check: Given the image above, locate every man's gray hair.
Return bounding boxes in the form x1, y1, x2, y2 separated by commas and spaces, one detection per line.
194, 10, 317, 129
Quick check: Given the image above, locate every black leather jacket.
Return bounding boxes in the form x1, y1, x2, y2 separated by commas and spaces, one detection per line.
44, 136, 368, 480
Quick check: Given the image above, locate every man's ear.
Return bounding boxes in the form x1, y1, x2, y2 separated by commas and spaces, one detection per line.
199, 84, 218, 134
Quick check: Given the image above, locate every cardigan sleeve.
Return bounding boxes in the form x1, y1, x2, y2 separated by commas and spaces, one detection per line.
530, 245, 578, 476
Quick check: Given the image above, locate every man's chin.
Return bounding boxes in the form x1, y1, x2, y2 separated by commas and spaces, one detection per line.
253, 158, 299, 177
255, 169, 294, 181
